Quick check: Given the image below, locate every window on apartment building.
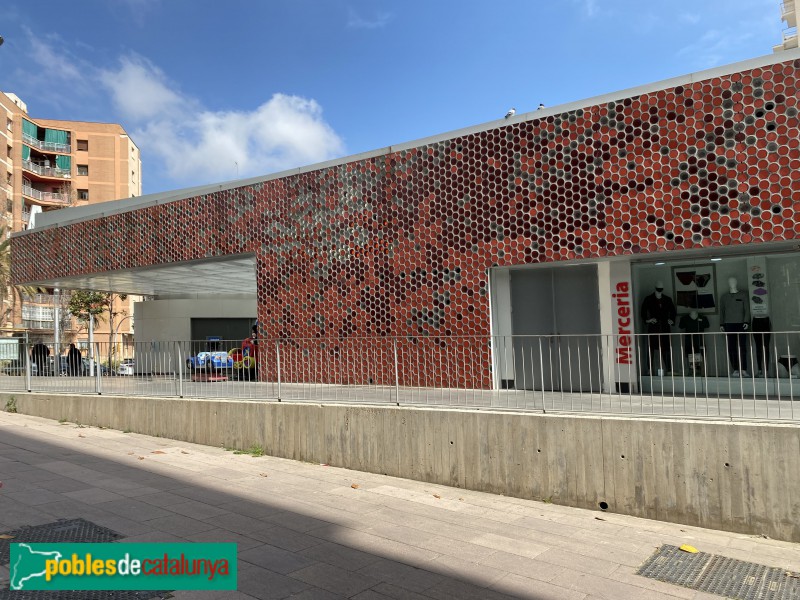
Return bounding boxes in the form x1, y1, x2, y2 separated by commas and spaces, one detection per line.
6, 199, 12, 213
6, 173, 11, 185
77, 165, 89, 176
6, 119, 11, 132
6, 145, 11, 159
77, 139, 88, 151
78, 189, 89, 200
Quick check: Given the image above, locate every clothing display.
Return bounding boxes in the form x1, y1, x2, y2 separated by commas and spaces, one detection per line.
641, 293, 677, 373
679, 313, 709, 355
719, 290, 751, 324
751, 316, 771, 374
723, 322, 749, 373
641, 293, 677, 333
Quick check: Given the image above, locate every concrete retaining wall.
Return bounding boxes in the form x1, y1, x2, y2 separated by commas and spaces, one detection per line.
3, 392, 798, 542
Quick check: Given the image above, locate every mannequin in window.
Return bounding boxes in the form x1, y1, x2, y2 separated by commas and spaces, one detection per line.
679, 309, 709, 373
641, 281, 676, 375
751, 316, 771, 377
719, 276, 750, 377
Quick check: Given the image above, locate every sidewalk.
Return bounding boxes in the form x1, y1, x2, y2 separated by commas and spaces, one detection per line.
1, 411, 798, 600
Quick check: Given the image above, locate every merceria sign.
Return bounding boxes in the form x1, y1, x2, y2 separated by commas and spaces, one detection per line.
614, 281, 632, 365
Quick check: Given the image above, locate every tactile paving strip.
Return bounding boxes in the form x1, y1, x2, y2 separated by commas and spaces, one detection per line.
638, 544, 800, 599
0, 519, 169, 600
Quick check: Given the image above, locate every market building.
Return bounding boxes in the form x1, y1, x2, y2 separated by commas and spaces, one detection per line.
11, 49, 800, 395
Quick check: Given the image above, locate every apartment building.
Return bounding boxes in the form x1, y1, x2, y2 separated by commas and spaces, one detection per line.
774, 0, 798, 51
1, 92, 141, 356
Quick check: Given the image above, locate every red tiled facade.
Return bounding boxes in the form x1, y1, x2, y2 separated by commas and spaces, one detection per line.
13, 57, 800, 387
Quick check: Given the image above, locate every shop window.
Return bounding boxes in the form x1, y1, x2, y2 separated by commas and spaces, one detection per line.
77, 165, 89, 176
78, 189, 89, 200
77, 139, 88, 151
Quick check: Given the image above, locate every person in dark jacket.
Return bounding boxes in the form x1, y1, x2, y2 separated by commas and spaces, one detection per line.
67, 343, 82, 375
31, 342, 50, 376
641, 281, 677, 375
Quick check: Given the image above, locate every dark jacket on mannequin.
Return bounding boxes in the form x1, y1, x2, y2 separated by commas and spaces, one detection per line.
641, 293, 677, 333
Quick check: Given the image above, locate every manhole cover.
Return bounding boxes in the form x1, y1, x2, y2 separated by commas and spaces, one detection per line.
0, 519, 122, 565
0, 519, 170, 600
638, 545, 800, 600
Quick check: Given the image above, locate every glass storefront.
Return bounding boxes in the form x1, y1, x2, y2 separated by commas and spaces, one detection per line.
632, 251, 800, 380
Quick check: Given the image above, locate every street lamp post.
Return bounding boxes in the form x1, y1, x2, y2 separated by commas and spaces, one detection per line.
112, 315, 133, 362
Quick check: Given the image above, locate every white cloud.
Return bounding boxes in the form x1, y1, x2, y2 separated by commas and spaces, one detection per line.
98, 56, 344, 184
19, 34, 345, 187
579, 0, 599, 18
99, 55, 186, 121
347, 7, 393, 29
676, 0, 782, 68
21, 30, 96, 102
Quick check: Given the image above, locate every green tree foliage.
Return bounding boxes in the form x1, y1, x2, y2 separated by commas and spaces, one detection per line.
68, 291, 129, 363
67, 291, 110, 326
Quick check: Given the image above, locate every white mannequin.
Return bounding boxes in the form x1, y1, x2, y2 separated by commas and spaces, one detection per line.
719, 277, 748, 331
646, 281, 674, 326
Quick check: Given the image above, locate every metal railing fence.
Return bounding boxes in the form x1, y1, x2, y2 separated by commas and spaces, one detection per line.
21, 159, 71, 179
21, 185, 69, 204
22, 133, 71, 154
0, 333, 798, 421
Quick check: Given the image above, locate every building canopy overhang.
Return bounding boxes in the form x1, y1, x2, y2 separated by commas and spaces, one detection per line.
25, 255, 257, 297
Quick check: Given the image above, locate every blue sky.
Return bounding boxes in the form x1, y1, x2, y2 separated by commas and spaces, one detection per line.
0, 0, 786, 195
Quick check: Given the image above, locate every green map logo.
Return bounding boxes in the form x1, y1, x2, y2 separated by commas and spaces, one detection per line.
10, 543, 63, 590
9, 543, 237, 591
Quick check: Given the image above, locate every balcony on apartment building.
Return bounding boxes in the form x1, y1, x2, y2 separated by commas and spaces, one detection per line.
775, 1, 798, 51
775, 27, 799, 51
21, 183, 70, 206
782, 1, 797, 27
21, 132, 71, 155
21, 294, 75, 332
21, 159, 71, 180
21, 118, 71, 155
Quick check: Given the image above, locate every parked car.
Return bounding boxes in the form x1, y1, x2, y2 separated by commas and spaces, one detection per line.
117, 359, 135, 376
77, 358, 113, 376
52, 356, 89, 376
186, 351, 233, 371
2, 359, 36, 376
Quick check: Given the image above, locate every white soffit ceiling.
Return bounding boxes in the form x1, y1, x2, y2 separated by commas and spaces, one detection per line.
29, 255, 257, 296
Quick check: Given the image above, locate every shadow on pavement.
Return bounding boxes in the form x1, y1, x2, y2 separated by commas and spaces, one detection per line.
0, 415, 565, 600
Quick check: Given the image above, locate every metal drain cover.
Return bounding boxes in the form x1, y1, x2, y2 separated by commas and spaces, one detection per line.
0, 519, 123, 565
638, 545, 800, 599
0, 519, 169, 600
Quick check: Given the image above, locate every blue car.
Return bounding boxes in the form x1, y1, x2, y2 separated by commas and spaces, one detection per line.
186, 351, 233, 371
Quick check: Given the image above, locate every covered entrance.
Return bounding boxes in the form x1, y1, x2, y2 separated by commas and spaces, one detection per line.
491, 264, 602, 392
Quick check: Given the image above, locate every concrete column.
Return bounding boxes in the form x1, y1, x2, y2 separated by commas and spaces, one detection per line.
489, 268, 514, 389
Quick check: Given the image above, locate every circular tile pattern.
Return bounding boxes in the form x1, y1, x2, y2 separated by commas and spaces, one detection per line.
12, 59, 800, 387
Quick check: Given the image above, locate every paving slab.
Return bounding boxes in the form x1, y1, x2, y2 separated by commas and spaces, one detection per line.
1, 411, 800, 600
